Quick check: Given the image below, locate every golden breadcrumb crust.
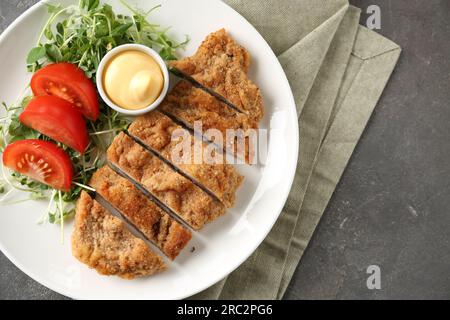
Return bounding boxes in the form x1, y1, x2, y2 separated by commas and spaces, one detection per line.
129, 110, 244, 207
71, 192, 166, 279
107, 132, 226, 230
90, 166, 192, 260
159, 81, 257, 163
170, 29, 264, 122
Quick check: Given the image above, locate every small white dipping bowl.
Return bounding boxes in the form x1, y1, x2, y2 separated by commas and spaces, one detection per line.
96, 44, 169, 116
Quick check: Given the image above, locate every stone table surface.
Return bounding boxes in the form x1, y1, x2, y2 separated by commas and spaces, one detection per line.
1, 0, 449, 300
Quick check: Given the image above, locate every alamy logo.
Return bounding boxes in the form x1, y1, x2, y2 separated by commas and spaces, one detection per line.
366, 265, 381, 290
366, 5, 381, 30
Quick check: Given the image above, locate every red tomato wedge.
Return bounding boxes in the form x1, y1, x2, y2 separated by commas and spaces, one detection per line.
31, 63, 99, 121
3, 140, 73, 191
19, 96, 89, 154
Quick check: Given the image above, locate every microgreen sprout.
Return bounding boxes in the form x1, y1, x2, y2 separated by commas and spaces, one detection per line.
0, 0, 188, 236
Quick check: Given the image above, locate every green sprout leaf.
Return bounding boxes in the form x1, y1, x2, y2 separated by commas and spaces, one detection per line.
111, 22, 133, 36
1, 0, 189, 227
46, 3, 62, 14
26, 46, 46, 64
45, 43, 63, 62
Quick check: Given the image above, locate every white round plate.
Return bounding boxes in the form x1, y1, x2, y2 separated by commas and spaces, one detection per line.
0, 0, 298, 300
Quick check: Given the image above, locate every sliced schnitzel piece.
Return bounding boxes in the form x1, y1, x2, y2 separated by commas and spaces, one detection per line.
128, 110, 244, 207
158, 81, 257, 164
172, 28, 250, 74
72, 192, 166, 279
90, 166, 192, 260
107, 132, 226, 230
170, 29, 264, 122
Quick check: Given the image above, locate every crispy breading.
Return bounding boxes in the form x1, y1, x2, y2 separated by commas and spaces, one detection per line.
90, 166, 192, 260
107, 132, 226, 230
171, 28, 250, 74
159, 81, 257, 163
71, 192, 166, 279
128, 110, 244, 207
170, 29, 264, 122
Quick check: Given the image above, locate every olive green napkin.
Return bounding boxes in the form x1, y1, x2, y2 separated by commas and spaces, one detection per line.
193, 0, 401, 300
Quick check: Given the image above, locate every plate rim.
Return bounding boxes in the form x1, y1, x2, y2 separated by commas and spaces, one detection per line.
0, 0, 299, 300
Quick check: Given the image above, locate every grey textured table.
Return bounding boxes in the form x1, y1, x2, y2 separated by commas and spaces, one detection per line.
1, 0, 449, 300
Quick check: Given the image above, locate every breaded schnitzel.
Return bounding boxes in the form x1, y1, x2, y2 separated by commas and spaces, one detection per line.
158, 81, 257, 164
128, 110, 244, 207
72, 192, 166, 279
90, 166, 192, 260
170, 29, 264, 122
107, 132, 226, 230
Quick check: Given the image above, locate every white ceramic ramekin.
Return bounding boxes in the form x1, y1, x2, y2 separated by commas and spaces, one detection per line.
96, 44, 169, 116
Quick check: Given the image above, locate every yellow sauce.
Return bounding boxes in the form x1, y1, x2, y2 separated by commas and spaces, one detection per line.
103, 50, 164, 110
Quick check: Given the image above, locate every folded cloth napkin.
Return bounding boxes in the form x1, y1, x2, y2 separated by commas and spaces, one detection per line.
192, 0, 401, 300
